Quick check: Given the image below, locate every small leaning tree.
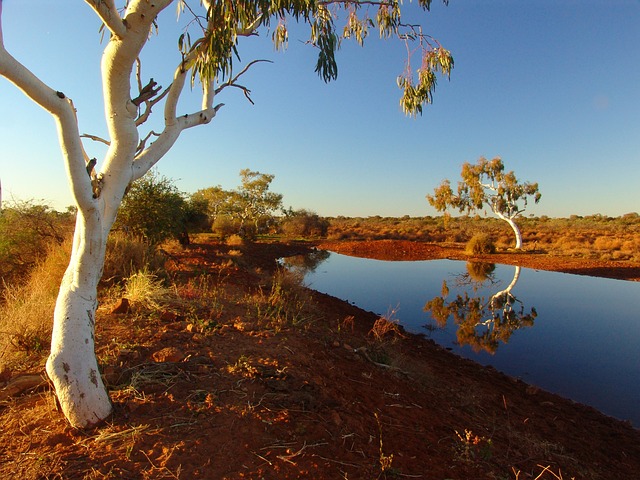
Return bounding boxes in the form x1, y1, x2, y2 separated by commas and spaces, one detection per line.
0, 0, 453, 428
427, 157, 541, 249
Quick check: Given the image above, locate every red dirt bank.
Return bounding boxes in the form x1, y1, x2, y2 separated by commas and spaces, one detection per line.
1, 239, 639, 480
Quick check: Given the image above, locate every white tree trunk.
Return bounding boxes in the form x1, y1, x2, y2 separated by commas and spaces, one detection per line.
492, 207, 523, 250
505, 216, 523, 250
46, 212, 112, 427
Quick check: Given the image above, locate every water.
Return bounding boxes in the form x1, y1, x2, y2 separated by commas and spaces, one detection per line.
288, 252, 640, 426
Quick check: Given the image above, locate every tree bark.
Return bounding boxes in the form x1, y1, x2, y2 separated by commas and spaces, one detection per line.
505, 216, 523, 250
46, 212, 112, 427
492, 207, 523, 250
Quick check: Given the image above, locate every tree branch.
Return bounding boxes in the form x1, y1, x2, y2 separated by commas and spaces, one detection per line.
80, 133, 111, 146
84, 0, 127, 38
0, 23, 94, 209
131, 78, 162, 106
215, 59, 273, 97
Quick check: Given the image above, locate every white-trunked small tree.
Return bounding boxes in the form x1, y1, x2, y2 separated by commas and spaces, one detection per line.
0, 0, 453, 428
427, 157, 541, 250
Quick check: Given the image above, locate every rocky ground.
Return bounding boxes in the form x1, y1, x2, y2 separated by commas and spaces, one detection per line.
1, 238, 639, 479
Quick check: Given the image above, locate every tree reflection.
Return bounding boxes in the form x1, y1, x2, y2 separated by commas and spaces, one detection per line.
280, 249, 331, 276
424, 262, 537, 354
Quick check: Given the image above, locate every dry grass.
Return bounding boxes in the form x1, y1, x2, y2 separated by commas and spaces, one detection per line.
123, 268, 172, 310
249, 268, 314, 331
0, 239, 70, 358
368, 307, 405, 342
103, 232, 162, 284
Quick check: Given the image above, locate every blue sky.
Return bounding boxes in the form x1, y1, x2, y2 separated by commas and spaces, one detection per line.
0, 0, 638, 218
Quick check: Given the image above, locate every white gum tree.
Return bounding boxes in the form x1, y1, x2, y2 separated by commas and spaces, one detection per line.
0, 1, 453, 428
427, 157, 541, 250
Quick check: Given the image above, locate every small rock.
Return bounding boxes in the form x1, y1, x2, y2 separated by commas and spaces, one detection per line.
152, 347, 185, 363
0, 364, 11, 384
526, 385, 540, 395
166, 321, 187, 331
111, 297, 130, 314
160, 310, 177, 322
330, 410, 343, 426
191, 333, 205, 343
102, 365, 121, 385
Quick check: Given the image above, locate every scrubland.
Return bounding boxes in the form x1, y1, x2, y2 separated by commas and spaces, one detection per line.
326, 213, 640, 261
1, 210, 639, 479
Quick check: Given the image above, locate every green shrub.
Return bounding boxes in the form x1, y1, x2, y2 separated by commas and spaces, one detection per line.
0, 200, 73, 284
281, 209, 329, 238
465, 234, 496, 255
115, 170, 194, 246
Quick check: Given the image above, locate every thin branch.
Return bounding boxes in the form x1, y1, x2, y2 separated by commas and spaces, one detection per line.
80, 133, 111, 146
136, 86, 171, 126
222, 83, 256, 104
136, 130, 161, 155
215, 59, 273, 96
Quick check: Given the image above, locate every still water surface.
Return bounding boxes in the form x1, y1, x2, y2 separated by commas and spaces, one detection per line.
290, 252, 640, 426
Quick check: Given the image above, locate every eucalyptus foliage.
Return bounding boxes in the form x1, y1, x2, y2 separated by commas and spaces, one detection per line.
427, 157, 541, 249
178, 0, 453, 115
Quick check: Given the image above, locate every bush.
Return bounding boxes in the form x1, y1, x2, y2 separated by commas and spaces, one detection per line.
280, 209, 329, 238
0, 200, 73, 284
115, 171, 191, 246
102, 232, 164, 285
465, 234, 496, 255
212, 216, 240, 239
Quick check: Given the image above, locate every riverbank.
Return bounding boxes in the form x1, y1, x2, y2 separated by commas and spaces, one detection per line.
1, 238, 639, 479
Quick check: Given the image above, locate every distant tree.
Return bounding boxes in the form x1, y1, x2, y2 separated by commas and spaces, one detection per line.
191, 186, 235, 224
427, 157, 541, 249
198, 170, 283, 238
236, 169, 283, 235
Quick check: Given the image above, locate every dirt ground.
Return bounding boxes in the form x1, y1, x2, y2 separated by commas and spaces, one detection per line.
1, 238, 639, 479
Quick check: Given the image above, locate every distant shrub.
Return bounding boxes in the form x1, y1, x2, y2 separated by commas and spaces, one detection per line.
0, 200, 73, 284
211, 216, 239, 239
226, 234, 244, 246
593, 236, 622, 251
281, 210, 329, 238
465, 234, 496, 255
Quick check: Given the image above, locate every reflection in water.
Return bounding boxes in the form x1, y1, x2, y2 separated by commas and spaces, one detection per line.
280, 249, 331, 276
294, 252, 640, 425
424, 262, 537, 354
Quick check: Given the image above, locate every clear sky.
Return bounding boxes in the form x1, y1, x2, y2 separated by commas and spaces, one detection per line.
0, 0, 638, 218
